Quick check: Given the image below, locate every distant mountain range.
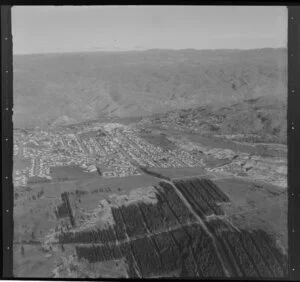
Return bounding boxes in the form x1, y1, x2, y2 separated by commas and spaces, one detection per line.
13, 48, 287, 129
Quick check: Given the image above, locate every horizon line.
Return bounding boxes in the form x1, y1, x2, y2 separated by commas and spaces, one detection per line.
14, 47, 287, 56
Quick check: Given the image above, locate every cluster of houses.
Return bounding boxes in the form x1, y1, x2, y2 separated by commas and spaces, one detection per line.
13, 122, 203, 187
13, 173, 27, 187
110, 127, 202, 169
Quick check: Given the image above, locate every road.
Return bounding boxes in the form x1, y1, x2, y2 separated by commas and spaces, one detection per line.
160, 179, 231, 278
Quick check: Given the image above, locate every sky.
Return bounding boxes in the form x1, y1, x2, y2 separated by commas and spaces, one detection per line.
12, 6, 287, 54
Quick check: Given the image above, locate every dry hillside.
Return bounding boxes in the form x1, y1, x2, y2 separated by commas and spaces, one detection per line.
13, 48, 287, 129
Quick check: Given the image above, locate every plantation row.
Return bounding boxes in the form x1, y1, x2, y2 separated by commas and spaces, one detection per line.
131, 237, 163, 277
75, 224, 227, 278
119, 205, 149, 237
250, 230, 288, 277
59, 181, 198, 244
55, 192, 75, 227
54, 203, 69, 219
174, 180, 221, 217
59, 225, 117, 244
75, 242, 139, 277
58, 200, 167, 244
61, 192, 75, 227
76, 243, 122, 262
112, 194, 183, 239
74, 217, 288, 278
119, 242, 141, 277
111, 207, 128, 241
173, 178, 230, 218
200, 178, 230, 202
138, 202, 166, 232
190, 230, 225, 277
206, 219, 288, 278
170, 225, 225, 277
158, 182, 196, 224
206, 218, 234, 234
152, 231, 181, 274
138, 187, 192, 232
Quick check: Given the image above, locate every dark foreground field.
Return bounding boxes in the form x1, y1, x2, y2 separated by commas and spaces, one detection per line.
13, 173, 287, 278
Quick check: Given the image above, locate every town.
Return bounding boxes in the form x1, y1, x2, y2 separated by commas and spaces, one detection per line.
13, 123, 203, 187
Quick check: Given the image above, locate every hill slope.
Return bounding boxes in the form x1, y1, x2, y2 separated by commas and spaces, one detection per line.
142, 95, 287, 144
13, 48, 287, 129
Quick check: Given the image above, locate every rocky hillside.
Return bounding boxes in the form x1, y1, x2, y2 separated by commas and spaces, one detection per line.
13, 48, 287, 129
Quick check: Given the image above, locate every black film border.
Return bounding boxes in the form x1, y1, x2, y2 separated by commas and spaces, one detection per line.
1, 4, 13, 279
